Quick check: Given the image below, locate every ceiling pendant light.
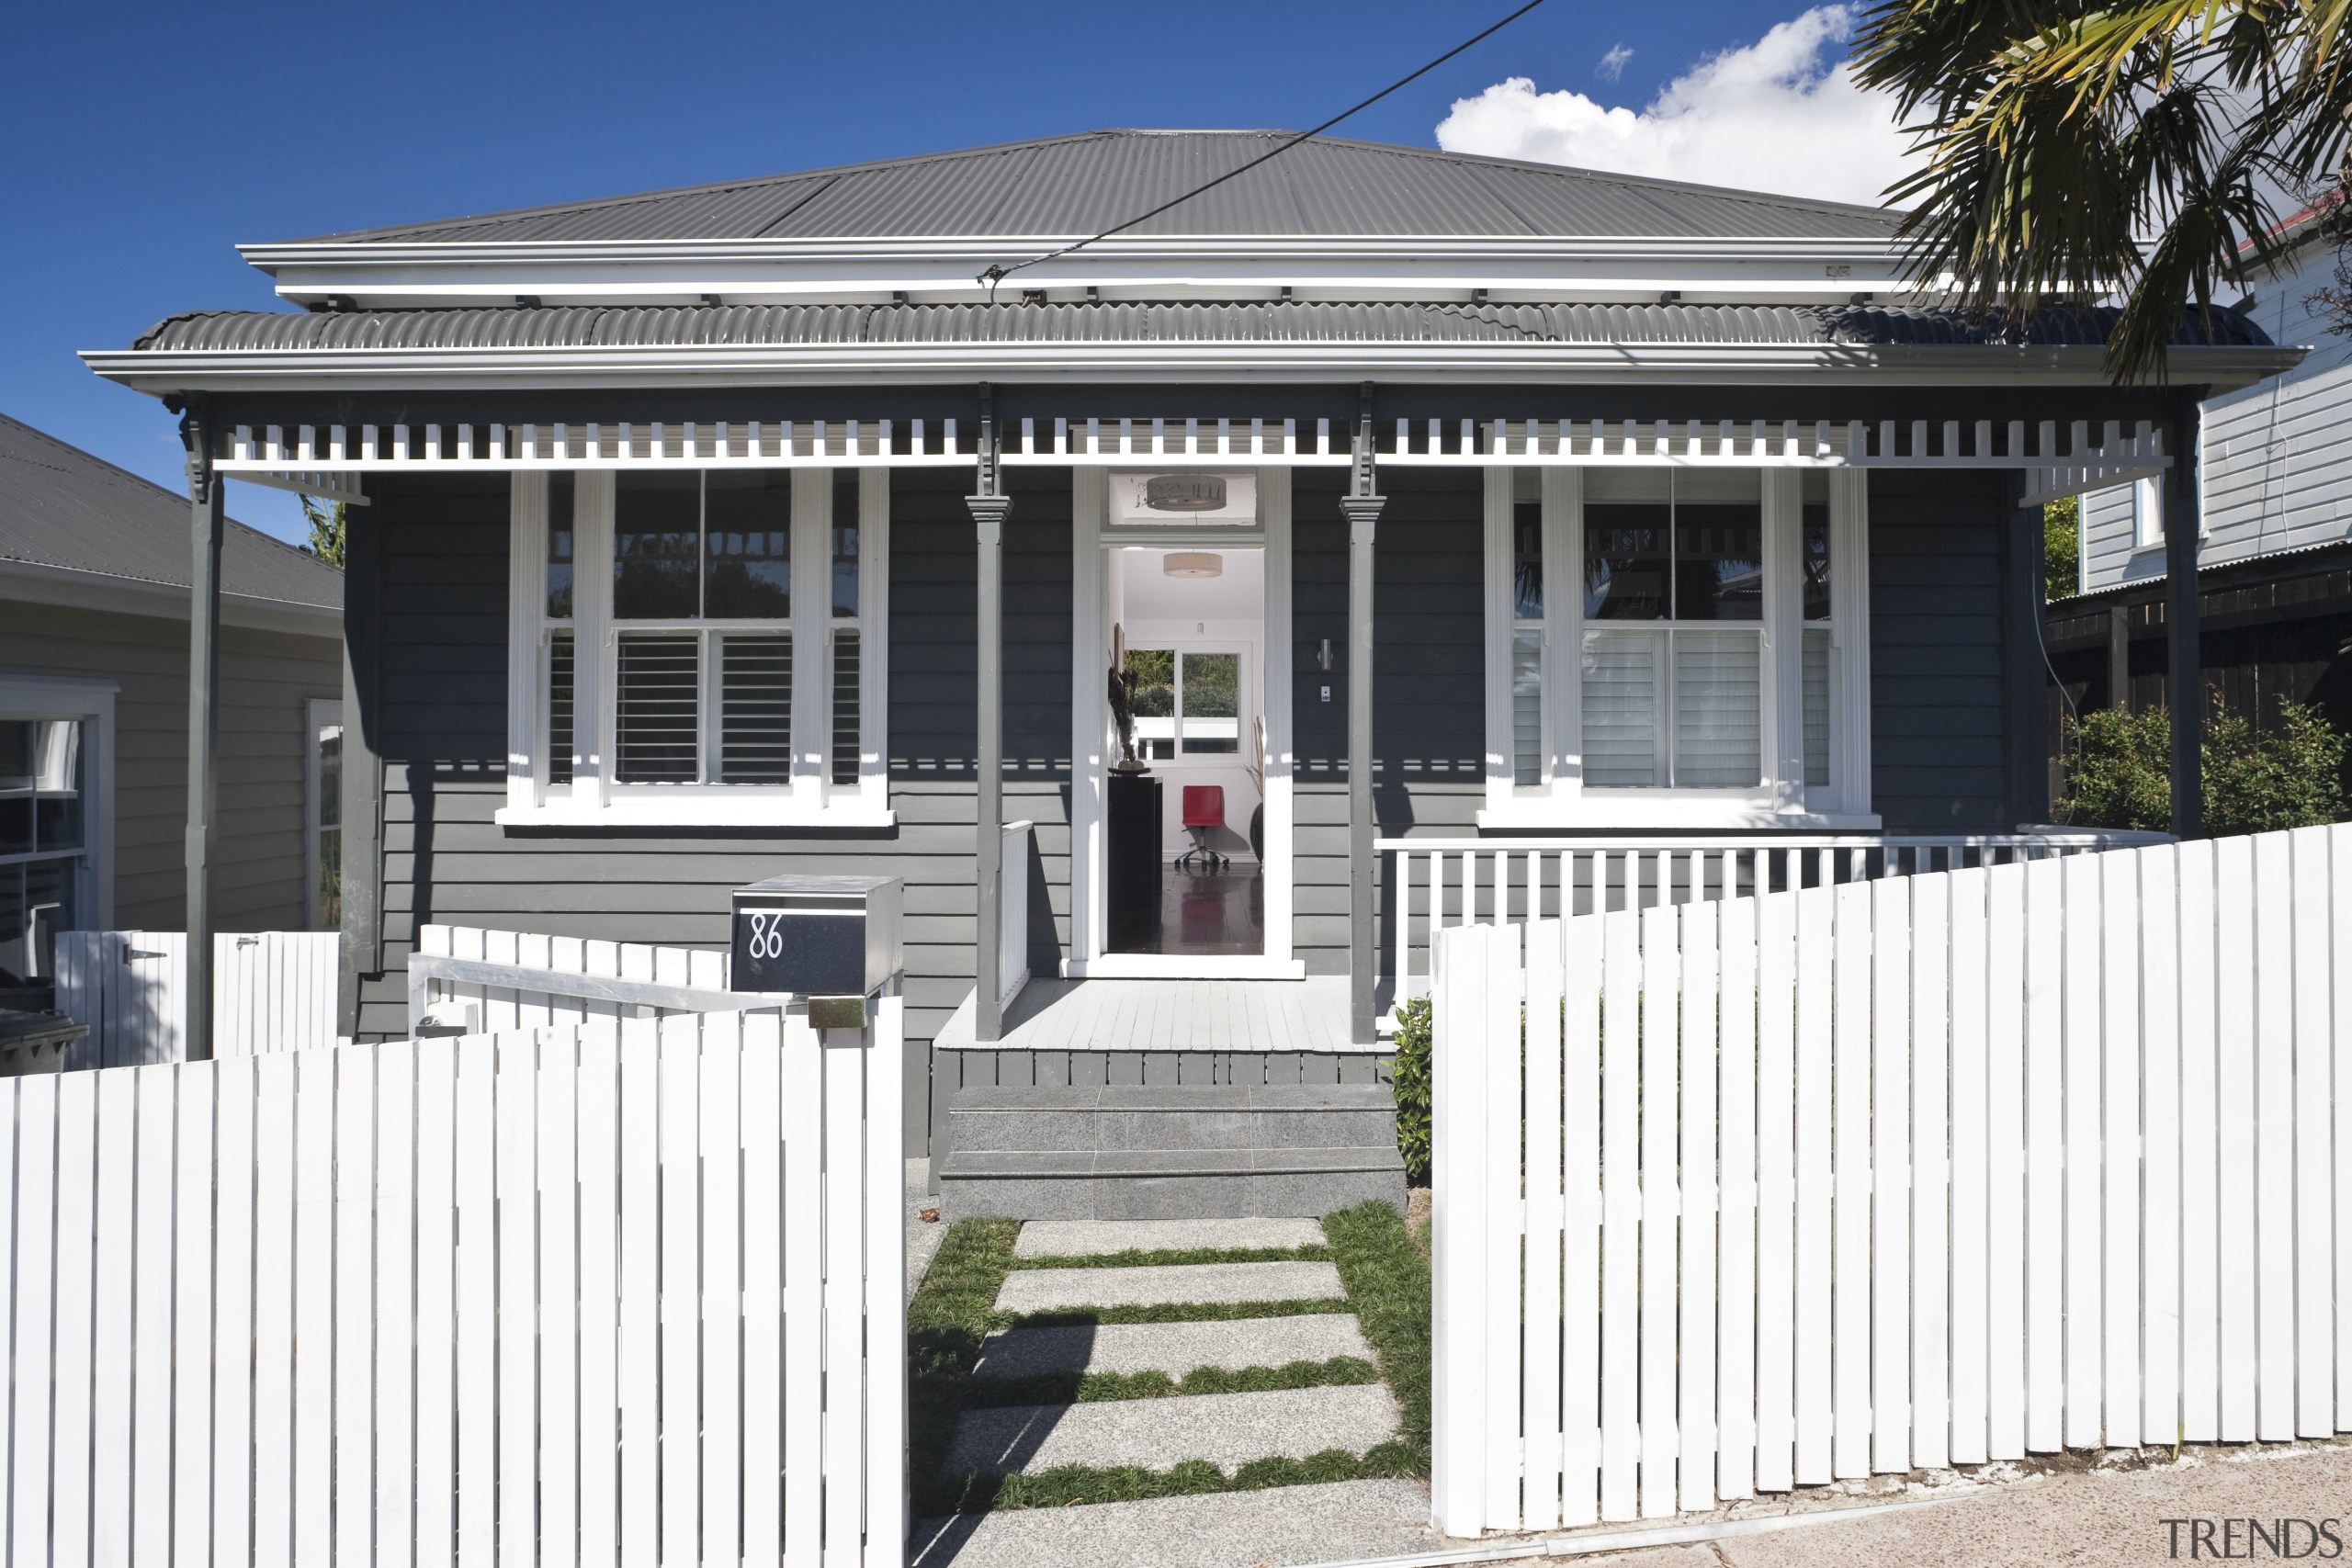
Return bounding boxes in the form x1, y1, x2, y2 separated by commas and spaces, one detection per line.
1162, 552, 1224, 579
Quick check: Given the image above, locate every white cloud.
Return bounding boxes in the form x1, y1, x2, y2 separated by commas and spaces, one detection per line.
1435, 6, 1918, 209
1596, 44, 1634, 83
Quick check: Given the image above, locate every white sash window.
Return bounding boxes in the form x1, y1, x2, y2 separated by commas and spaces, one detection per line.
1482, 465, 1873, 829
503, 468, 890, 828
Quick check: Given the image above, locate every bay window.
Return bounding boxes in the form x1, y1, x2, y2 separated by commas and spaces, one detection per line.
503, 468, 888, 827
1483, 465, 1871, 828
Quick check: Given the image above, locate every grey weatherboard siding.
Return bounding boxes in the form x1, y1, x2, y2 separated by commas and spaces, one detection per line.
346, 464, 2028, 1154
349, 467, 1078, 1146
0, 600, 336, 931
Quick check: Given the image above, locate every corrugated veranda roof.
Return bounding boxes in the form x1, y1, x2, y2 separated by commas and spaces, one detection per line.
131, 299, 2278, 353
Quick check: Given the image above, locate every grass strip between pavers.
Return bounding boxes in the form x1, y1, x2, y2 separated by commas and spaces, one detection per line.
969, 1354, 1382, 1409
1008, 1244, 1334, 1270
908, 1201, 1432, 1517
949, 1444, 1424, 1514
1007, 1296, 1345, 1328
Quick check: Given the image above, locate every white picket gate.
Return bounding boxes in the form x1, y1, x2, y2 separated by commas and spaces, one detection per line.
52, 930, 338, 1068
1431, 821, 2352, 1536
407, 922, 743, 1035
0, 1001, 906, 1567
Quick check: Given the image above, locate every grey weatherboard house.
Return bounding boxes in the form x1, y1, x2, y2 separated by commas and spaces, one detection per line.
85, 130, 2298, 1217
0, 413, 344, 972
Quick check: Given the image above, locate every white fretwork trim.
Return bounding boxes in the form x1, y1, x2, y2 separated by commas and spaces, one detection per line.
214, 414, 2172, 496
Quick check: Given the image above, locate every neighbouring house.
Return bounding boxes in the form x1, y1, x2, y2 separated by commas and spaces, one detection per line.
2049, 206, 2352, 780
83, 130, 2296, 1212
0, 413, 345, 987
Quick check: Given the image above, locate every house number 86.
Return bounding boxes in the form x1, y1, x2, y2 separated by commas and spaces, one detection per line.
744, 912, 786, 961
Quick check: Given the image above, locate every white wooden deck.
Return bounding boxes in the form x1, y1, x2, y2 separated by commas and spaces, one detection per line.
933, 976, 1368, 1054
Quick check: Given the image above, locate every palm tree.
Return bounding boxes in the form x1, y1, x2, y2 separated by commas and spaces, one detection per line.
1853, 1, 2352, 380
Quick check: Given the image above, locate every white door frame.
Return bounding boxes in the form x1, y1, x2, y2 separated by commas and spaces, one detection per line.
1067, 467, 1301, 979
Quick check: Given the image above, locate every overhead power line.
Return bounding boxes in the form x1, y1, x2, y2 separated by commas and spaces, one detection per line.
977, 0, 1553, 295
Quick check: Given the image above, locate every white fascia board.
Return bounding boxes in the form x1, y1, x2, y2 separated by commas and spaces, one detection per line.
82, 341, 2306, 395
243, 233, 1912, 306
0, 555, 342, 637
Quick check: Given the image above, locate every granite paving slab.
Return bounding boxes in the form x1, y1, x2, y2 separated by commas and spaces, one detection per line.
941, 1383, 1400, 1475
1012, 1217, 1327, 1258
994, 1259, 1344, 1314
971, 1313, 1371, 1381
910, 1478, 1438, 1568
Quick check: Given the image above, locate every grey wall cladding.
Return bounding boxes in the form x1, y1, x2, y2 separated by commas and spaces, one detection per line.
1866, 468, 2017, 830
348, 468, 1074, 1148
0, 599, 337, 931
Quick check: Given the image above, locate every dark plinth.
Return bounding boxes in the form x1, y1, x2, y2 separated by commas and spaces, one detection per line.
1106, 771, 1163, 953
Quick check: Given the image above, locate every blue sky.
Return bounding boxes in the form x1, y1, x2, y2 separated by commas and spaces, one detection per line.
2, 0, 1874, 545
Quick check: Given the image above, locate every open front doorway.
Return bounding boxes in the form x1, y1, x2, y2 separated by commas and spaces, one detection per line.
1109, 547, 1265, 956
1069, 468, 1297, 979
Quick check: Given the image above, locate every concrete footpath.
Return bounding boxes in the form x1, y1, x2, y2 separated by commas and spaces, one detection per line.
1476, 1440, 2352, 1568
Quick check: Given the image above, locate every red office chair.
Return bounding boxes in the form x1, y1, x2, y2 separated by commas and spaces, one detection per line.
1177, 784, 1228, 872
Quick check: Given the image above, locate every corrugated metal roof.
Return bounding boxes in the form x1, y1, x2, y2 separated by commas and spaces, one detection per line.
288, 130, 1908, 245
132, 299, 2278, 353
0, 414, 344, 609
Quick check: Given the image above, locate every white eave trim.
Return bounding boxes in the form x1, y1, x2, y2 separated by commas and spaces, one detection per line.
241, 232, 1923, 309
80, 341, 2306, 395
0, 555, 342, 637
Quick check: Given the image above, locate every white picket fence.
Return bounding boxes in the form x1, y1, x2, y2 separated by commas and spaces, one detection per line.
0, 1002, 906, 1567
52, 930, 338, 1068
1430, 821, 2352, 1536
1383, 829, 2163, 1009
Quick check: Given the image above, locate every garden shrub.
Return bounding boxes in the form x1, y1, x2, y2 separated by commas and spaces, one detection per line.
2204, 701, 2349, 836
2044, 497, 2081, 598
2056, 705, 2173, 830
1390, 994, 1430, 1185
2056, 699, 2348, 834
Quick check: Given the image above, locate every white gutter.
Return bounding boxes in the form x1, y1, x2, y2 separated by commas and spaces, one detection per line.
81, 342, 2305, 396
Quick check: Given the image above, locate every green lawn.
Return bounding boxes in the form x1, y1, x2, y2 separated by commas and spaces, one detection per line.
906, 1200, 1432, 1517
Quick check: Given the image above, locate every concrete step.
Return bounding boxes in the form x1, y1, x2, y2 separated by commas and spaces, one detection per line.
910, 1479, 1438, 1568
938, 1145, 1406, 1223
943, 1084, 1398, 1156
994, 1259, 1346, 1314
1013, 1216, 1326, 1258
941, 1383, 1401, 1476
973, 1313, 1372, 1382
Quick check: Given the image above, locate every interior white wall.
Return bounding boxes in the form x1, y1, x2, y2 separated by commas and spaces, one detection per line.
1113, 547, 1265, 859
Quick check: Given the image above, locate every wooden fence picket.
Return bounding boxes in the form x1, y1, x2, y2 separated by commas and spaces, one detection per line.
1430, 823, 2352, 1537
0, 1001, 903, 1566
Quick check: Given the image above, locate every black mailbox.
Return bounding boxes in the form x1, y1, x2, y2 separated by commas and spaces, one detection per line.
730, 874, 903, 998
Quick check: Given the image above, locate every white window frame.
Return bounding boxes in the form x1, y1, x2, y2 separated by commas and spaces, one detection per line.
0, 674, 116, 954
304, 696, 343, 931
1479, 466, 1876, 829
499, 468, 891, 828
